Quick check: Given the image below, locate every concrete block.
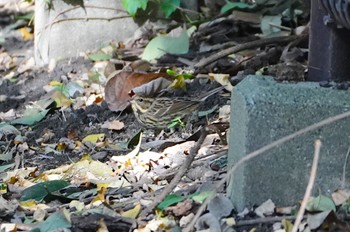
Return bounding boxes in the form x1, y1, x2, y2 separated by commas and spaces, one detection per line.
228, 76, 350, 211
34, 0, 139, 65
33, 0, 199, 65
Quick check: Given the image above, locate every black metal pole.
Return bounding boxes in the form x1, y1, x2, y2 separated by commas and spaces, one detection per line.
308, 0, 350, 82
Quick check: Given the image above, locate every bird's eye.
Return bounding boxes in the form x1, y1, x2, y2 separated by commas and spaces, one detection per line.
138, 99, 143, 102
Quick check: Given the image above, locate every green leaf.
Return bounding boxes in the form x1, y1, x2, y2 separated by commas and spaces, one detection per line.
36, 98, 55, 109
255, 0, 278, 4
0, 163, 15, 172
36, 211, 71, 231
0, 183, 7, 191
306, 195, 336, 212
0, 123, 20, 136
88, 52, 112, 61
127, 130, 142, 149
53, 83, 65, 92
10, 98, 54, 126
198, 105, 218, 118
191, 191, 215, 203
21, 180, 70, 202
160, 0, 180, 18
142, 29, 189, 62
15, 12, 34, 21
182, 73, 193, 79
260, 15, 282, 36
167, 121, 178, 128
167, 116, 184, 129
125, 131, 143, 158
64, 82, 84, 97
158, 194, 186, 210
11, 109, 50, 126
220, 1, 256, 14
88, 71, 101, 83
0, 152, 13, 162
166, 69, 177, 76
121, 0, 148, 16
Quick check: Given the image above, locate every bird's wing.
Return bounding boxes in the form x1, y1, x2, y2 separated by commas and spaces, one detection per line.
151, 99, 199, 117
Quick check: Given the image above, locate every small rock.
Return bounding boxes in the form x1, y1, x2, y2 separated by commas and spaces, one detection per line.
335, 82, 349, 90
179, 213, 195, 228
91, 151, 108, 160
319, 81, 332, 88
254, 199, 275, 217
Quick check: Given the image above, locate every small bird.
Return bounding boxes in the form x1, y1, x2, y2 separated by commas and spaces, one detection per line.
130, 86, 224, 129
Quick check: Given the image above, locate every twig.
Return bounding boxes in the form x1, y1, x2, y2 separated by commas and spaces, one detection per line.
41, 16, 131, 29
206, 41, 239, 52
140, 127, 209, 216
38, 5, 128, 32
176, 5, 202, 16
156, 151, 227, 181
194, 34, 303, 72
342, 144, 350, 188
236, 215, 305, 227
269, 23, 292, 31
185, 110, 350, 232
292, 140, 321, 232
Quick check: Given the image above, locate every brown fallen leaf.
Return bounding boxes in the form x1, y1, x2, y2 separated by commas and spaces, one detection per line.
0, 52, 15, 70
104, 70, 169, 111
166, 199, 194, 217
132, 77, 172, 97
101, 120, 125, 131
332, 189, 350, 206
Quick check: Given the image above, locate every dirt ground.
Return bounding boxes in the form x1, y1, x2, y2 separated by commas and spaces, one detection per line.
0, 8, 229, 172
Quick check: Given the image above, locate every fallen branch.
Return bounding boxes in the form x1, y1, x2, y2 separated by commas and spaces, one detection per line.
194, 34, 307, 72
236, 215, 305, 227
156, 149, 227, 181
139, 127, 209, 217
341, 144, 350, 188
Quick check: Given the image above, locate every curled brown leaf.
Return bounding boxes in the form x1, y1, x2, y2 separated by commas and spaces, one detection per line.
104, 71, 169, 111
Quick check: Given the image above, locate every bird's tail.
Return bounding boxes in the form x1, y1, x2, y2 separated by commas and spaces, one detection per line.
200, 86, 227, 101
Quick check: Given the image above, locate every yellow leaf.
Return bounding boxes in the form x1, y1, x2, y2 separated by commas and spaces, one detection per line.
50, 91, 72, 108
155, 208, 164, 217
56, 142, 67, 151
282, 219, 293, 232
97, 183, 109, 190
20, 200, 37, 208
208, 73, 233, 91
69, 200, 85, 212
97, 219, 109, 232
81, 154, 92, 160
121, 203, 141, 219
169, 76, 186, 90
49, 81, 62, 86
91, 187, 107, 204
224, 217, 236, 226
19, 27, 33, 41
65, 159, 114, 186
82, 134, 105, 143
